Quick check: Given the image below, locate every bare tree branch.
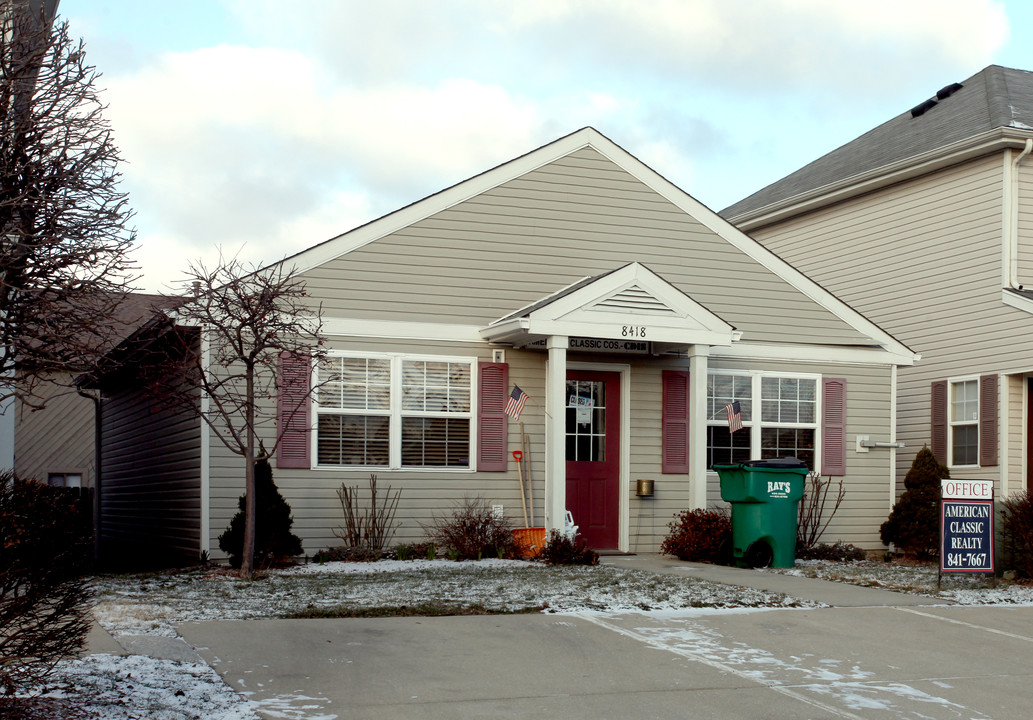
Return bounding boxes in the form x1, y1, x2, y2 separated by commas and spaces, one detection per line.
1, 2, 137, 406
154, 255, 326, 577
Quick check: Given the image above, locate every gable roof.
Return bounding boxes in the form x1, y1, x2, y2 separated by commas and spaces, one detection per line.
723, 65, 1033, 225
281, 127, 914, 362
482, 262, 739, 348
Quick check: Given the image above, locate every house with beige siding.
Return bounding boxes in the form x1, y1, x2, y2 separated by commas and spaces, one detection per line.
724, 64, 1033, 508
91, 127, 915, 566
13, 293, 178, 492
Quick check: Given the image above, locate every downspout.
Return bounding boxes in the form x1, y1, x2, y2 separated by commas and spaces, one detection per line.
77, 387, 101, 563
1004, 139, 1033, 289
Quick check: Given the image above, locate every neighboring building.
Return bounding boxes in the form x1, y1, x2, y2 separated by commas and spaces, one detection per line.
92, 128, 915, 566
13, 293, 177, 491
723, 64, 1033, 503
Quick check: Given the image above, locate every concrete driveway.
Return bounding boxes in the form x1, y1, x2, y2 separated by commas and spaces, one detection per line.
179, 603, 1033, 720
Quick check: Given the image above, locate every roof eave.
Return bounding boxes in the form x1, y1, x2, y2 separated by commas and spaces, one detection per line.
730, 127, 1033, 231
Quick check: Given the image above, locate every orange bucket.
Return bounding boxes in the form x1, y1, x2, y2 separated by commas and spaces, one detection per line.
512, 528, 547, 558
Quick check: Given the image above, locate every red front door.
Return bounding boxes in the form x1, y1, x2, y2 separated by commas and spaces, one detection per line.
565, 370, 620, 549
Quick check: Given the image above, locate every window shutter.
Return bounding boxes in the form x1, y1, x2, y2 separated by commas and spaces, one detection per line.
662, 370, 690, 474
931, 380, 948, 465
980, 374, 999, 467
821, 378, 847, 476
477, 361, 508, 471
277, 351, 312, 469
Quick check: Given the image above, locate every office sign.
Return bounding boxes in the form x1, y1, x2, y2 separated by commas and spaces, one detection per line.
940, 479, 994, 573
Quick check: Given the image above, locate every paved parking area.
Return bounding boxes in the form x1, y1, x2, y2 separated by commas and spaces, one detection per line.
179, 603, 1033, 719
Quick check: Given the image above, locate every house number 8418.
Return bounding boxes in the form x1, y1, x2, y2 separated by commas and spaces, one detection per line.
621, 325, 646, 338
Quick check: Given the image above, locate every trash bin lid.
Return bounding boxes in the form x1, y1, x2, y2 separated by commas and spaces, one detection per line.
741, 457, 808, 469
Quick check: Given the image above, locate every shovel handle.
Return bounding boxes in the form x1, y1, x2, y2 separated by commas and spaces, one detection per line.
512, 450, 523, 462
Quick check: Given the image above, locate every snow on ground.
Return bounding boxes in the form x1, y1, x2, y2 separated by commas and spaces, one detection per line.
92, 558, 818, 637
772, 559, 1033, 605
20, 557, 1033, 718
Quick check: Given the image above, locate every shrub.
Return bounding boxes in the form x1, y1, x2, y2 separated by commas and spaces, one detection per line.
538, 530, 599, 565
880, 446, 947, 558
0, 475, 93, 698
313, 546, 382, 563
796, 541, 867, 562
334, 474, 401, 552
797, 472, 846, 553
1001, 491, 1033, 578
660, 508, 732, 563
425, 497, 515, 560
218, 459, 303, 569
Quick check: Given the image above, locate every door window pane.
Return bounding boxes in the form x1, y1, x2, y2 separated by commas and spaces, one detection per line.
566, 379, 606, 461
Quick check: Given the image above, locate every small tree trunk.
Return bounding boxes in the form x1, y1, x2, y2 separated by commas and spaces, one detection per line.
240, 368, 257, 577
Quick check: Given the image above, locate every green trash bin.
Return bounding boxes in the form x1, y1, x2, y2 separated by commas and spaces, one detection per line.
714, 458, 808, 568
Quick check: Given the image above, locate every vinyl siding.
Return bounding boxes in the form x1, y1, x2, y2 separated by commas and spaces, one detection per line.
204, 334, 895, 555
752, 154, 1025, 495
14, 374, 95, 486
1006, 373, 1024, 495
207, 339, 551, 556
99, 378, 202, 567
701, 359, 894, 549
298, 148, 872, 347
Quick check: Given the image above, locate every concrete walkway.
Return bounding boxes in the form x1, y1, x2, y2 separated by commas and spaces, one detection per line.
601, 553, 945, 606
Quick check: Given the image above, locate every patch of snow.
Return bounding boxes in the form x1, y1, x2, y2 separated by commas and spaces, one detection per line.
35, 653, 259, 720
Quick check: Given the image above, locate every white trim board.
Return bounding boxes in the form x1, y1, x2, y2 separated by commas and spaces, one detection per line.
320, 316, 913, 367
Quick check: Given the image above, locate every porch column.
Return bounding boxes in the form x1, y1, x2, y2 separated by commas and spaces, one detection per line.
544, 335, 568, 533
688, 345, 709, 509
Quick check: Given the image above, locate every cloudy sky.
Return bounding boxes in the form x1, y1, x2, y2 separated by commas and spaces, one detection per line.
61, 0, 1030, 293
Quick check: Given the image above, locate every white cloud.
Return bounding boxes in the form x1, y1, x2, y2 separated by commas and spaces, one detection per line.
97, 0, 1011, 290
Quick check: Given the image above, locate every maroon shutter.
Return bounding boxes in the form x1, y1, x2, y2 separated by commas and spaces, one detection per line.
662, 370, 690, 474
277, 351, 312, 469
980, 374, 999, 467
931, 380, 948, 465
477, 361, 508, 471
821, 378, 847, 476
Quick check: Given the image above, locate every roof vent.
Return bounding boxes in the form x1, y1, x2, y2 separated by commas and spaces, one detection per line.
910, 98, 938, 118
936, 82, 963, 100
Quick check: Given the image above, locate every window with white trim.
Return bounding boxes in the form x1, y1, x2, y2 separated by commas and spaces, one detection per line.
949, 378, 978, 467
706, 371, 818, 470
315, 354, 474, 468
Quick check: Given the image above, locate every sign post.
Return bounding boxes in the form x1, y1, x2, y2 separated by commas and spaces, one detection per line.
939, 479, 994, 588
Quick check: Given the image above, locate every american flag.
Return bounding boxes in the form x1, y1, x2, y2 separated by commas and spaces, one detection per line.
505, 386, 529, 419
725, 401, 743, 433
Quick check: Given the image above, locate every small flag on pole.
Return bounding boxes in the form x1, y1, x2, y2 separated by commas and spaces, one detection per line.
505, 385, 529, 419
725, 401, 743, 433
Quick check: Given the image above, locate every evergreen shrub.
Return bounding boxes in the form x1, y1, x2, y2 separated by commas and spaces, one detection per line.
879, 446, 947, 558
218, 459, 303, 569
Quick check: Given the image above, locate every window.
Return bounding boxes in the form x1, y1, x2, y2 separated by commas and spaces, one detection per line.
315, 354, 474, 468
706, 372, 818, 470
950, 379, 979, 466
48, 473, 82, 489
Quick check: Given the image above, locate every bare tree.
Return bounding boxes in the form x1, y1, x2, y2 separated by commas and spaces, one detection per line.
168, 258, 325, 577
1, 1, 136, 407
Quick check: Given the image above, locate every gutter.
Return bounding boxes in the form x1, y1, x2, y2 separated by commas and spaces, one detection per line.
1004, 138, 1033, 289
76, 386, 102, 563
